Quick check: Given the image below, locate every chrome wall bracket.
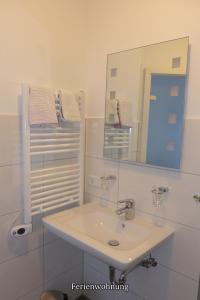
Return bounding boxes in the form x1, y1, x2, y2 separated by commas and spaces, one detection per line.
140, 254, 158, 269
193, 194, 200, 203
109, 266, 127, 285
108, 254, 158, 285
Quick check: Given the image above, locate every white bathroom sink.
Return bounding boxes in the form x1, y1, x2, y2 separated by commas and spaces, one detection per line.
67, 210, 151, 251
43, 202, 174, 271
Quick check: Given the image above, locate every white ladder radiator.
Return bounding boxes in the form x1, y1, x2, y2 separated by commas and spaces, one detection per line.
11, 85, 85, 237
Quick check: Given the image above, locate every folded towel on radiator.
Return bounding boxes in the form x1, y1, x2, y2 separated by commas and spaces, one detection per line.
105, 99, 120, 125
60, 90, 80, 122
106, 98, 133, 128
29, 86, 58, 125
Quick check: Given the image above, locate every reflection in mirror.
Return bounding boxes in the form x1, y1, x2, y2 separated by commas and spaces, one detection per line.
103, 37, 189, 169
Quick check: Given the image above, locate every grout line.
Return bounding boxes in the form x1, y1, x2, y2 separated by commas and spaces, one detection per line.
44, 261, 84, 287
84, 259, 108, 278
16, 284, 43, 300
119, 159, 200, 178
85, 192, 116, 205
85, 191, 200, 231
83, 262, 143, 298
85, 154, 200, 178
0, 245, 43, 267
0, 242, 43, 266
85, 191, 117, 205
43, 235, 60, 246
158, 262, 198, 282
0, 209, 21, 218
137, 208, 200, 232
16, 262, 84, 300
0, 162, 21, 168
85, 259, 197, 293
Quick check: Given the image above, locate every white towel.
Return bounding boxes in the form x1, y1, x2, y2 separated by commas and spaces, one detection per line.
60, 90, 80, 121
29, 86, 57, 125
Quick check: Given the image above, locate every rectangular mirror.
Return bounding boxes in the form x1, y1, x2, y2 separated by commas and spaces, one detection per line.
103, 37, 189, 169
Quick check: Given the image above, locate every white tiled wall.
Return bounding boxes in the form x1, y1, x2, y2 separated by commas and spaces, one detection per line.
84, 117, 200, 300
0, 115, 83, 300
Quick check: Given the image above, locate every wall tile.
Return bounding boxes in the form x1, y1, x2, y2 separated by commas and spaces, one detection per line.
84, 252, 108, 277
84, 253, 198, 300
182, 118, 200, 175
127, 264, 198, 300
84, 263, 116, 300
44, 238, 83, 282
84, 254, 144, 299
152, 222, 200, 281
0, 212, 43, 264
84, 193, 116, 210
135, 210, 200, 282
45, 265, 83, 300
115, 291, 144, 300
84, 262, 144, 300
0, 248, 43, 300
0, 164, 22, 216
43, 227, 59, 245
85, 156, 119, 203
86, 118, 104, 158
119, 162, 200, 229
17, 286, 43, 300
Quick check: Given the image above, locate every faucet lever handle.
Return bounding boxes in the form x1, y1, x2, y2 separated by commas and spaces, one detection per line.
118, 198, 135, 208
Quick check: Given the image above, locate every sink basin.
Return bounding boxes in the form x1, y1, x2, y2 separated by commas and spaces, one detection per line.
43, 202, 174, 271
67, 210, 151, 251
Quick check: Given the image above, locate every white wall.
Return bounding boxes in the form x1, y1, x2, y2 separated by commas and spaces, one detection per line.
0, 1, 86, 299
0, 0, 86, 114
84, 1, 200, 300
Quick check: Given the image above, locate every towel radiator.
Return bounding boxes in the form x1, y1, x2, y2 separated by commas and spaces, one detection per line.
11, 84, 85, 236
104, 126, 131, 160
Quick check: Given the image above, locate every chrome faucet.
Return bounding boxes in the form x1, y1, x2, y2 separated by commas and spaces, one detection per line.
116, 199, 135, 220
